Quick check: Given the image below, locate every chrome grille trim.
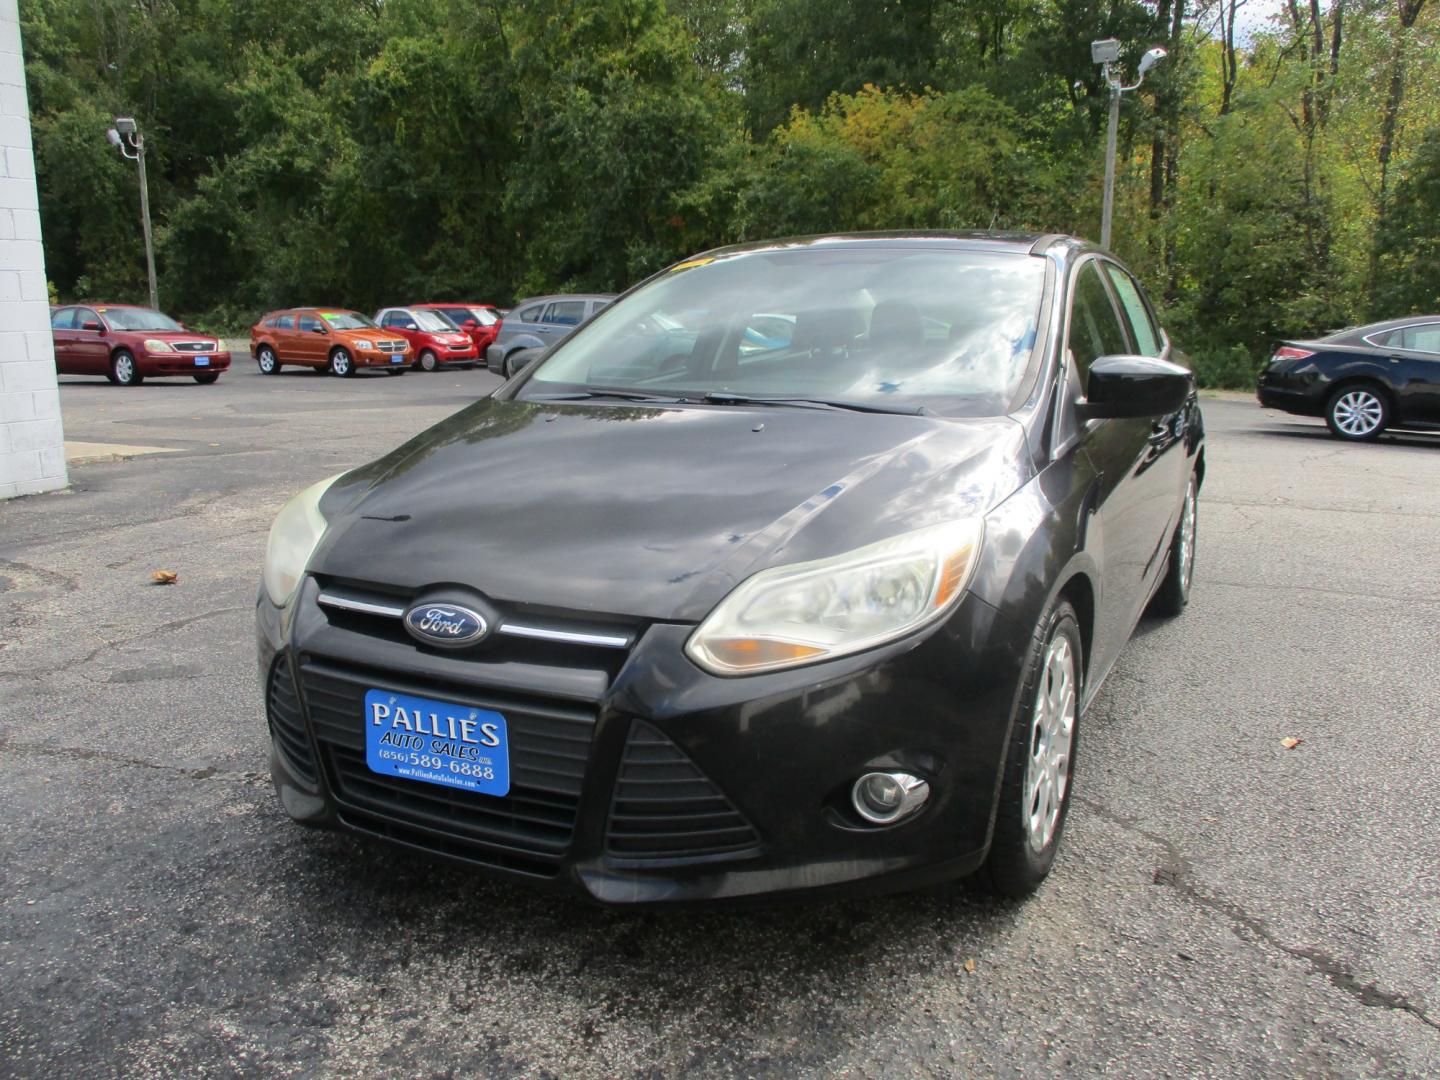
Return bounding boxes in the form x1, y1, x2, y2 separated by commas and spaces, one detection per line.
317, 591, 634, 649
317, 593, 406, 618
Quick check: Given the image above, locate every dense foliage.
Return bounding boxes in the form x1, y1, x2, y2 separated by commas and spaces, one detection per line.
20, 0, 1440, 385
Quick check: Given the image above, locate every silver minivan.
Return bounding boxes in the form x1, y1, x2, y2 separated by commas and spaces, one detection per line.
485, 293, 614, 376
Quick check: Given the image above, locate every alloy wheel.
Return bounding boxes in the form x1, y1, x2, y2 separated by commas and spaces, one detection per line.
331, 350, 352, 376
419, 350, 437, 372
114, 353, 135, 385
1023, 634, 1076, 852
1331, 390, 1383, 437
1178, 478, 1197, 593
258, 348, 276, 374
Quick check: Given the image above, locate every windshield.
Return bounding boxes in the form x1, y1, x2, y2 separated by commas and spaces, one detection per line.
100, 307, 182, 332
412, 309, 456, 332
319, 311, 376, 330
521, 247, 1046, 416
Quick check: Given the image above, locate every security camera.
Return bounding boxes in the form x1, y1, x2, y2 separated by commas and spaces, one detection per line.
105, 128, 122, 147
1138, 47, 1167, 75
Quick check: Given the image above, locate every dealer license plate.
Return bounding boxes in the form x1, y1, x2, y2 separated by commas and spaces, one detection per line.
194, 357, 210, 366
390, 354, 404, 363
364, 689, 510, 796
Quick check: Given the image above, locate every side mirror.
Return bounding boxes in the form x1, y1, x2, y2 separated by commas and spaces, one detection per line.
404, 322, 418, 331
313, 325, 328, 334
82, 320, 103, 332
1078, 355, 1192, 420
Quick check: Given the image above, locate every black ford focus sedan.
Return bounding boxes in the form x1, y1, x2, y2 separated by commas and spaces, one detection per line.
257, 233, 1203, 904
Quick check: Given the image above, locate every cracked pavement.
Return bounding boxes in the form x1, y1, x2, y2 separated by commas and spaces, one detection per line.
1, 369, 1438, 1077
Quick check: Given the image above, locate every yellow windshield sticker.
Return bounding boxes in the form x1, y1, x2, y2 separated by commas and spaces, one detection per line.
669, 257, 715, 273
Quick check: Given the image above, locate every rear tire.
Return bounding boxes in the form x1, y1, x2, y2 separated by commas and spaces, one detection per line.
193, 373, 220, 385
1325, 385, 1388, 440
329, 348, 355, 377
112, 350, 143, 387
979, 601, 1082, 898
1149, 472, 1197, 617
256, 345, 280, 375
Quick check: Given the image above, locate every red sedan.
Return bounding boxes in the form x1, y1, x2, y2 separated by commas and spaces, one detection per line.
49, 303, 231, 386
410, 302, 502, 358
374, 306, 480, 371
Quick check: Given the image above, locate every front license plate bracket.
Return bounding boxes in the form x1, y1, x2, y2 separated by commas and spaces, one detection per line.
363, 689, 510, 797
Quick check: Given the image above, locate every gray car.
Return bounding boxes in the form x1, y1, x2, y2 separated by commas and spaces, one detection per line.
486, 293, 615, 376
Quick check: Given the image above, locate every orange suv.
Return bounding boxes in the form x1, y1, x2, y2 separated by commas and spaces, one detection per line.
250, 308, 411, 376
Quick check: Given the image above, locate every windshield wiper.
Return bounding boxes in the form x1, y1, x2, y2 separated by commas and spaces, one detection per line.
702, 392, 926, 416
525, 390, 691, 404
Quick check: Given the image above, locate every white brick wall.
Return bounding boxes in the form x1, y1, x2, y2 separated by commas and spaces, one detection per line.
0, 0, 65, 500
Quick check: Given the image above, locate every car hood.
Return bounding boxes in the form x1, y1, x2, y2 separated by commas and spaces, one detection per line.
311, 398, 1031, 622
120, 329, 217, 342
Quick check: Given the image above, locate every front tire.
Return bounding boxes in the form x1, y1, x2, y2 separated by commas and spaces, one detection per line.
256, 345, 280, 375
416, 349, 438, 372
329, 348, 355, 378
112, 350, 143, 387
980, 600, 1082, 898
1325, 385, 1388, 441
1149, 472, 1197, 617
193, 372, 220, 385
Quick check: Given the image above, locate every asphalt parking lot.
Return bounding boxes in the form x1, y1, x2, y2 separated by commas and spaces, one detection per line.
2, 359, 1438, 1077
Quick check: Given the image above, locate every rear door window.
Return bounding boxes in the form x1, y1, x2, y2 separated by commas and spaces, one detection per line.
543, 301, 587, 326
50, 307, 76, 329
277, 314, 296, 330
1103, 265, 1163, 357
1396, 323, 1440, 354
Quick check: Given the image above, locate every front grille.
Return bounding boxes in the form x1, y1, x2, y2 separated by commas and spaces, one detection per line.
299, 656, 595, 876
606, 721, 761, 863
311, 576, 639, 680
378, 340, 406, 353
446, 345, 470, 351
172, 340, 216, 353
266, 656, 316, 787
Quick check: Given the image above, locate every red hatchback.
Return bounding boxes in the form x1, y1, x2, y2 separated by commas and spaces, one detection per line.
49, 303, 231, 386
410, 302, 502, 358
373, 306, 479, 371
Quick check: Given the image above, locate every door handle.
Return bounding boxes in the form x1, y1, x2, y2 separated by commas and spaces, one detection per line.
1387, 356, 1402, 363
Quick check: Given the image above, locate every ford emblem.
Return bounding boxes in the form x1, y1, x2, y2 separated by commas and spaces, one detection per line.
402, 602, 489, 648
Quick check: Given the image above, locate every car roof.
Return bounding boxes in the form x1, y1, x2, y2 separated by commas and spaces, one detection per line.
1316, 315, 1440, 344
412, 302, 497, 308
511, 293, 618, 307
687, 230, 1079, 261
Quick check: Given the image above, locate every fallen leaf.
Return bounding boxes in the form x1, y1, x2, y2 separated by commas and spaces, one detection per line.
1281, 737, 1302, 749
151, 569, 179, 585
963, 958, 976, 973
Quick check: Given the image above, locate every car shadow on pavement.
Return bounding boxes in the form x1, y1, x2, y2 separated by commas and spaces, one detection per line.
259, 807, 1022, 1061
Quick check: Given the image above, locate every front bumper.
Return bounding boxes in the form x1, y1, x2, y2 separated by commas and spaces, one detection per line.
257, 578, 1029, 905
358, 349, 411, 368
140, 350, 232, 376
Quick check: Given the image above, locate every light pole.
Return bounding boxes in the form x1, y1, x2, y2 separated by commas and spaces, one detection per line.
106, 117, 158, 310
1092, 39, 1167, 250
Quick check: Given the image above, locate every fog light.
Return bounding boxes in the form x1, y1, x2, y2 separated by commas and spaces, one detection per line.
851, 771, 929, 825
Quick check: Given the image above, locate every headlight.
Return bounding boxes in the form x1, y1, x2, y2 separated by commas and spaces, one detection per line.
686, 520, 984, 676
353, 338, 374, 349
144, 339, 174, 352
262, 474, 342, 607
